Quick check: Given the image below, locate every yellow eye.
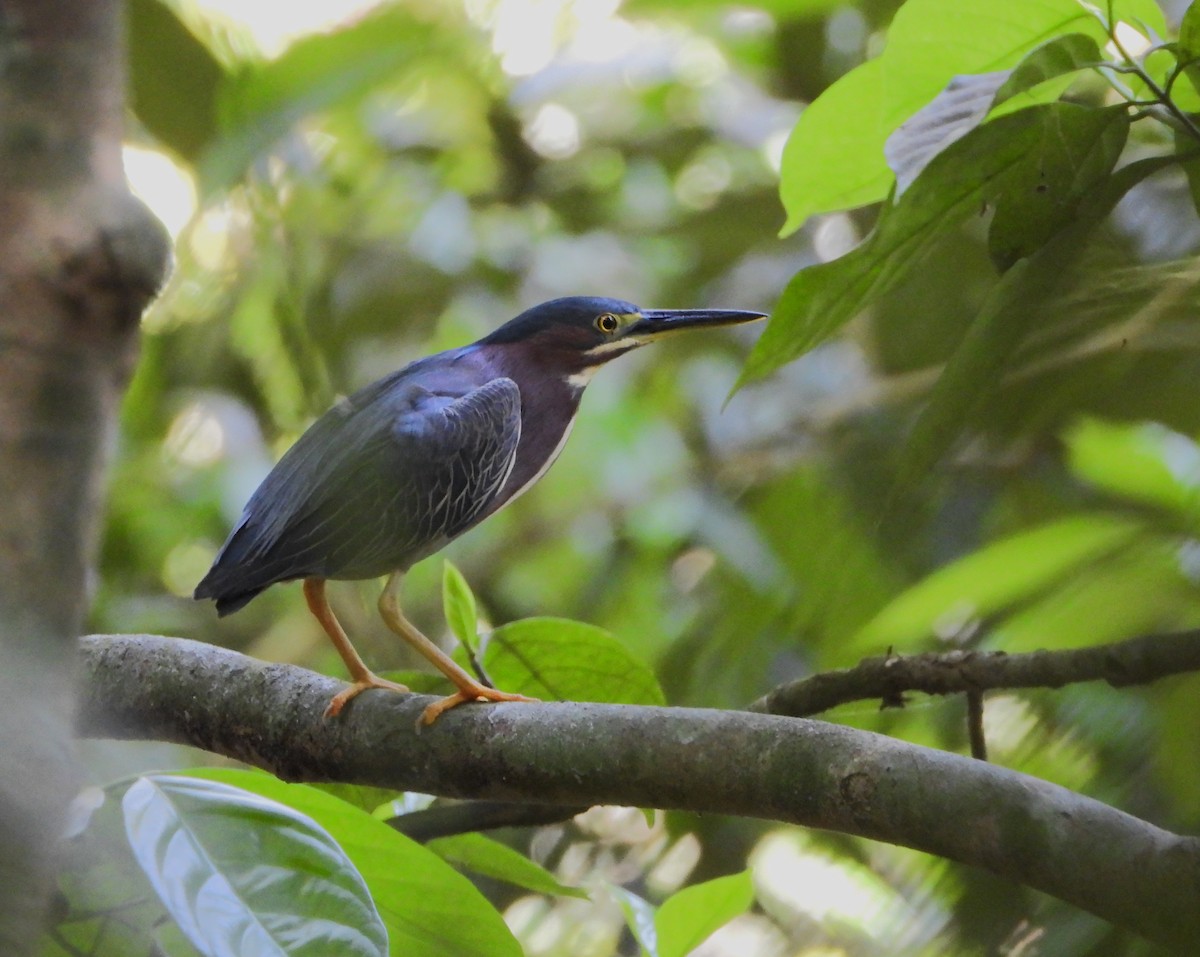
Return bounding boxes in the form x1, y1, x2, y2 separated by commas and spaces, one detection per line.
595, 313, 620, 334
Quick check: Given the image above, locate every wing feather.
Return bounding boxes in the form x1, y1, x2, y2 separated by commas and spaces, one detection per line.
195, 375, 521, 611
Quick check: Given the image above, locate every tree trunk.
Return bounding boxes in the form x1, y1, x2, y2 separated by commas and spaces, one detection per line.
0, 2, 168, 951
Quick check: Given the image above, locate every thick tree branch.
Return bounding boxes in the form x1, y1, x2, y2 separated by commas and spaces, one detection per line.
79, 633, 1200, 952
748, 631, 1200, 717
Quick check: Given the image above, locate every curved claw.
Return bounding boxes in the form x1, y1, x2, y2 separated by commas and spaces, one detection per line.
421, 685, 538, 725
324, 672, 410, 718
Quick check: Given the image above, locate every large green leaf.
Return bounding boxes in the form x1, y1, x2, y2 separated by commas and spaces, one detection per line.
745, 106, 1047, 386
127, 0, 224, 160
47, 788, 188, 957
892, 153, 1181, 487
992, 33, 1104, 107
655, 871, 755, 957
779, 0, 1109, 233
473, 617, 666, 705
1178, 0, 1200, 99
996, 536, 1200, 652
885, 34, 1107, 196
878, 0, 1100, 122
426, 833, 588, 899
1066, 418, 1200, 525
181, 769, 523, 957
989, 106, 1129, 270
848, 514, 1142, 653
778, 58, 890, 233
122, 775, 388, 957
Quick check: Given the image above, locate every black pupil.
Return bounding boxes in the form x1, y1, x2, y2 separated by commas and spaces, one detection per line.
601, 315, 615, 330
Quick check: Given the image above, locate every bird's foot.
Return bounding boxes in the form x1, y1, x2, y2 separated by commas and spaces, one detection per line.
421, 684, 538, 725
324, 672, 410, 718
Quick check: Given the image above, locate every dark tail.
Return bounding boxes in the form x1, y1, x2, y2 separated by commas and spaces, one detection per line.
194, 566, 269, 617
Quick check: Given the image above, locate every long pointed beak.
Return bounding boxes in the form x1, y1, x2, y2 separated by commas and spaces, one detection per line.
630, 307, 767, 339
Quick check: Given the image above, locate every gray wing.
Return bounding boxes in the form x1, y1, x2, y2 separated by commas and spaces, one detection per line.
195, 375, 521, 611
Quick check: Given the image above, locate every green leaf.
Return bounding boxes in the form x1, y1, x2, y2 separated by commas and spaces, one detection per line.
780, 0, 1109, 233
179, 770, 523, 957
885, 72, 1010, 197
1179, 1, 1200, 98
1104, 0, 1168, 39
1066, 418, 1200, 523
122, 775, 388, 957
200, 7, 436, 192
442, 560, 479, 652
475, 617, 666, 705
745, 106, 1047, 386
655, 871, 755, 957
885, 35, 1107, 198
989, 106, 1129, 271
997, 535, 1199, 652
992, 33, 1104, 107
849, 514, 1142, 653
893, 152, 1180, 486
49, 789, 174, 957
879, 0, 1098, 122
778, 59, 891, 234
127, 0, 224, 160
426, 833, 589, 899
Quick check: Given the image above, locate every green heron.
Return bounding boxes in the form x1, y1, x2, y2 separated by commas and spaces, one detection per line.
195, 296, 765, 723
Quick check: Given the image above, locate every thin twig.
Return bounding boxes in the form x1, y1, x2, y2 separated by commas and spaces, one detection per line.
1105, 4, 1200, 144
747, 630, 1200, 717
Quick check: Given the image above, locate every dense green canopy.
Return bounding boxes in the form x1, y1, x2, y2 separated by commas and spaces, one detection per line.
48, 0, 1200, 954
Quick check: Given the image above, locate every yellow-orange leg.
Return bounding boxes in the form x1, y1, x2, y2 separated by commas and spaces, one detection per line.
379, 571, 537, 724
303, 577, 410, 717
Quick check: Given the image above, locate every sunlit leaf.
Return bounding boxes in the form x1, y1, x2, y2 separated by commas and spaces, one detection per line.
122, 775, 388, 957
1178, 1, 1200, 98
997, 536, 1200, 652
879, 0, 1100, 122
849, 514, 1142, 652
655, 871, 755, 957
779, 59, 890, 234
442, 559, 479, 652
992, 33, 1104, 107
179, 769, 522, 957
426, 833, 588, 899
1066, 418, 1200, 524
780, 0, 1110, 234
474, 617, 666, 705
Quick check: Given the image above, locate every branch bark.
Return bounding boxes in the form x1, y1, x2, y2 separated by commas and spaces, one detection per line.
0, 3, 169, 952
748, 631, 1200, 717
79, 633, 1200, 953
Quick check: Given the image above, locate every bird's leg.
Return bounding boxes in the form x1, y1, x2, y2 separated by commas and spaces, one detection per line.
303, 577, 410, 717
378, 571, 537, 725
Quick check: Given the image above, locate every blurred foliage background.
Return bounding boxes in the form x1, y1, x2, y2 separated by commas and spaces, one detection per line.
75, 0, 1200, 954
